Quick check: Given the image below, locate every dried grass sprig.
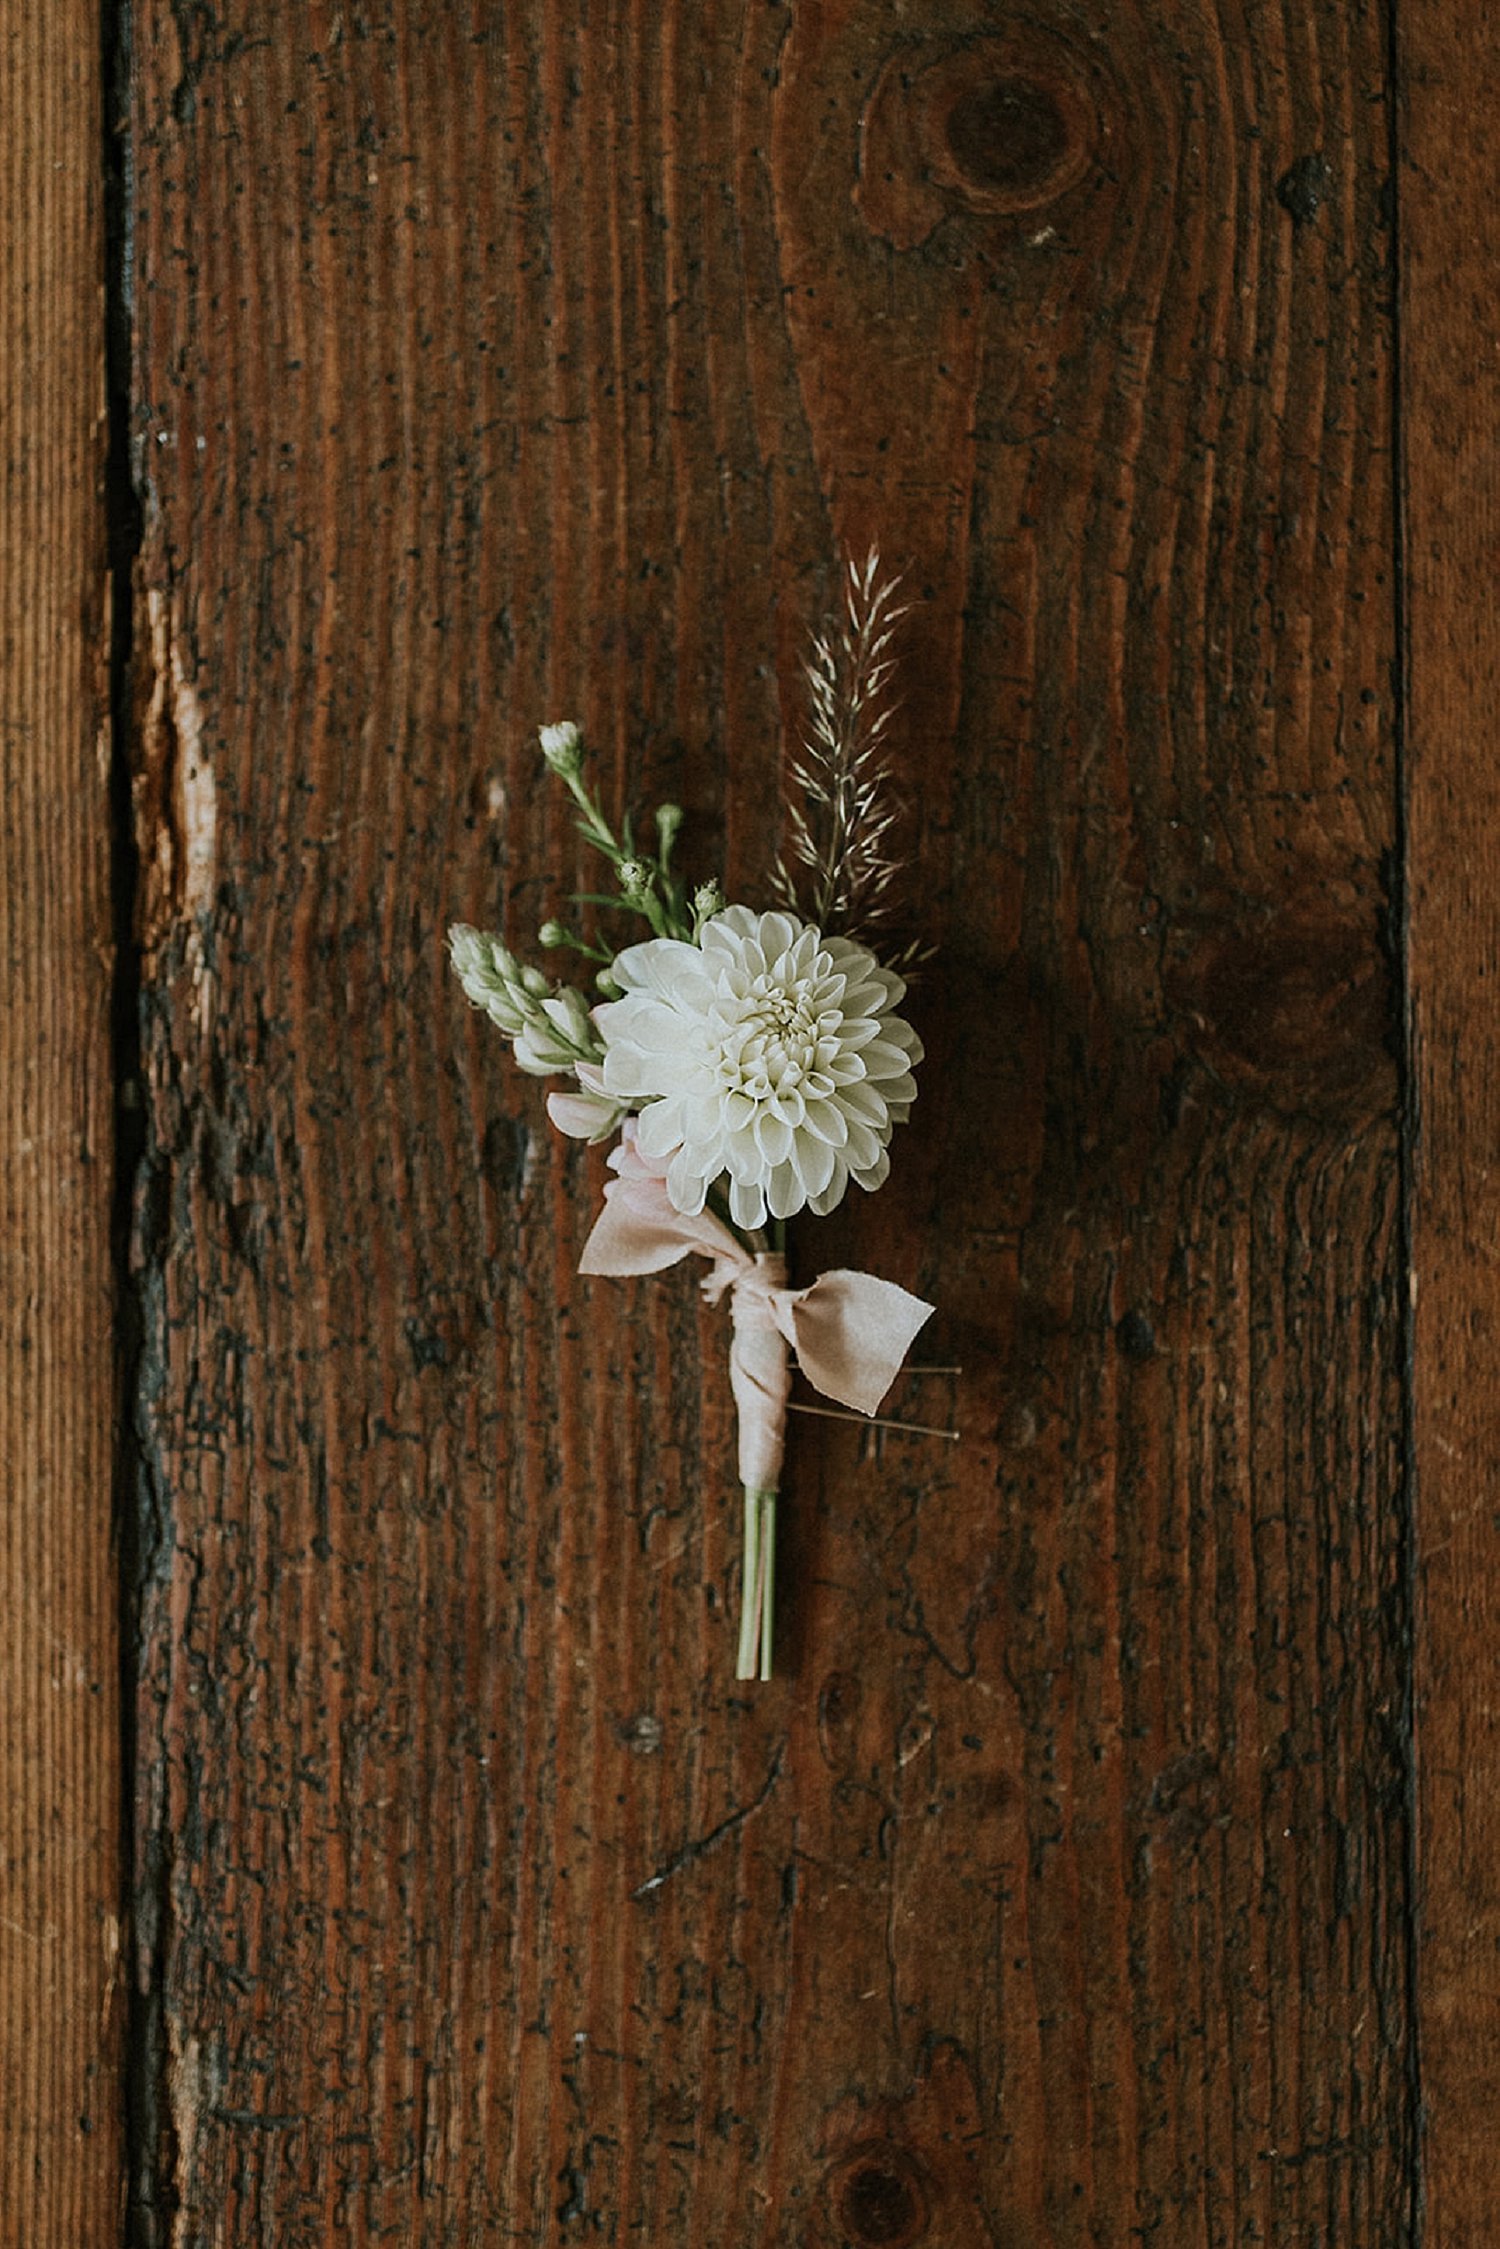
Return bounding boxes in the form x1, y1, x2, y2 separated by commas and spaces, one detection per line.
773, 550, 914, 944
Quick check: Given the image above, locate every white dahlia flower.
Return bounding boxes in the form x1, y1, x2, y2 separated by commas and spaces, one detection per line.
595, 906, 922, 1231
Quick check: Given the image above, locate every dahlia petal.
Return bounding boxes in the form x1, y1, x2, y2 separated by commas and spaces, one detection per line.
636, 1100, 684, 1160
754, 1111, 793, 1168
853, 1147, 892, 1193
793, 1129, 837, 1200
724, 1124, 762, 1177
843, 1119, 883, 1172
837, 1079, 888, 1127
860, 1039, 917, 1080
757, 911, 797, 962
801, 1099, 848, 1147
766, 1159, 805, 1222
729, 1174, 767, 1231
703, 904, 759, 950
601, 1045, 668, 1098
666, 1146, 710, 1215
881, 1072, 918, 1106
614, 938, 714, 999
807, 1160, 850, 1218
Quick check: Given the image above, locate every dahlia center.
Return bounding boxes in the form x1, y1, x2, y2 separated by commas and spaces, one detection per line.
718, 981, 827, 1094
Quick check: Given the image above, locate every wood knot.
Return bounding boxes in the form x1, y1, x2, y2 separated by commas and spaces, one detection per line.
817, 1668, 862, 1771
827, 2143, 930, 2246
858, 32, 1105, 250
1166, 890, 1394, 1119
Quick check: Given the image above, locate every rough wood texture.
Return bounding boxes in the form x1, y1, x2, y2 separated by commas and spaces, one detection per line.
1403, 1, 1500, 2240
0, 5, 123, 2242
127, 4, 1413, 2241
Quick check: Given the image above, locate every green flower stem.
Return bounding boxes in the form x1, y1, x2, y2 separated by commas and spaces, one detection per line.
759, 1489, 777, 1681
737, 1485, 778, 1682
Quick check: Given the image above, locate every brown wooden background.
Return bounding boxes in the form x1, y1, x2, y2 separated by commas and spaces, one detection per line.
3, 2, 1496, 2243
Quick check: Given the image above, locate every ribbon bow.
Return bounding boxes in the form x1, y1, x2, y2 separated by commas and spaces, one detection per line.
577, 1126, 933, 1490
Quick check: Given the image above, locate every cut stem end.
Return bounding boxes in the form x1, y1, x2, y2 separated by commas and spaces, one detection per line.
736, 1486, 778, 1682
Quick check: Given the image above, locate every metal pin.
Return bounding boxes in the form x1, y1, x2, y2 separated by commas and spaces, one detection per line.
787, 1400, 960, 1441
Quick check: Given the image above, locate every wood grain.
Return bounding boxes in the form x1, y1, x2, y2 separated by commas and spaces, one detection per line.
125, 3, 1413, 2241
1402, 0, 1500, 2239
0, 4, 123, 2243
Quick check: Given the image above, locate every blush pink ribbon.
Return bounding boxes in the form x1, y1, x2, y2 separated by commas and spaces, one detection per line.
577, 1126, 934, 1490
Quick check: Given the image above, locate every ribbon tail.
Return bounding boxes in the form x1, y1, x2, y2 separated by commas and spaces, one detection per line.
577, 1196, 700, 1277
786, 1269, 934, 1417
578, 1188, 747, 1280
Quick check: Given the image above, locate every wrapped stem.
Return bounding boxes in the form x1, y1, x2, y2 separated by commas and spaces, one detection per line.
728, 1254, 792, 1685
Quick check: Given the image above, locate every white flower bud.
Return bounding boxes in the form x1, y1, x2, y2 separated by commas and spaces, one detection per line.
539, 720, 582, 774
547, 1086, 626, 1143
448, 924, 526, 1034
449, 922, 604, 1077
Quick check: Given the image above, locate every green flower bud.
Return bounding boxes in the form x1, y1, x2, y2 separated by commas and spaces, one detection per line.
538, 920, 569, 949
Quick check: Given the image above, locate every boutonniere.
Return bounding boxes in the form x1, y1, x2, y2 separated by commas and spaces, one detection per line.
451, 555, 940, 1678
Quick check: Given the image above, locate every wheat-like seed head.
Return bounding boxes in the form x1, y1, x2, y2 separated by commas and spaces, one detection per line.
773, 550, 915, 943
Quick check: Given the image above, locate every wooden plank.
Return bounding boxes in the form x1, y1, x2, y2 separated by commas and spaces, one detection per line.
127, 3, 1413, 2240
0, 4, 123, 2243
1402, 0, 1500, 2239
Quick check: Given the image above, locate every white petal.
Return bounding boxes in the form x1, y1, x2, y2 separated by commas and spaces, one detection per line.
601, 1045, 668, 1098
836, 1080, 888, 1127
766, 1159, 806, 1221
702, 904, 759, 952
756, 911, 798, 962
729, 1174, 767, 1230
872, 1071, 917, 1107
861, 1038, 919, 1081
843, 1118, 883, 1172
612, 937, 712, 998
547, 1091, 616, 1141
852, 1147, 891, 1193
636, 1100, 684, 1160
792, 1128, 836, 1199
801, 1099, 848, 1147
808, 1159, 850, 1218
666, 1149, 710, 1214
754, 1110, 793, 1168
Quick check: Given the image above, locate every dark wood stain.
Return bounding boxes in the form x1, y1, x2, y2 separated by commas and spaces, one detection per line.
111, 0, 1417, 2242
0, 7, 124, 2243
1403, 0, 1500, 2241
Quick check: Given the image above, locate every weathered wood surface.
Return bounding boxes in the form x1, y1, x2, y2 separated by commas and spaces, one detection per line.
125, 4, 1413, 2243
1403, 1, 1500, 2241
0, 5, 123, 2243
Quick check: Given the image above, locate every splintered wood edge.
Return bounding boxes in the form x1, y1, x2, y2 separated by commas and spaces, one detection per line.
0, 7, 123, 2243
1403, 2, 1500, 2238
